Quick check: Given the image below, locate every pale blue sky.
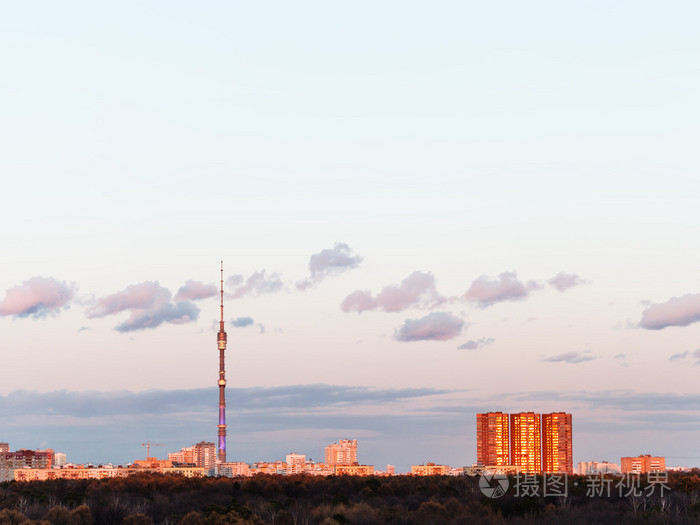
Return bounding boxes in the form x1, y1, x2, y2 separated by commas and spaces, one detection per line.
1, 2, 699, 468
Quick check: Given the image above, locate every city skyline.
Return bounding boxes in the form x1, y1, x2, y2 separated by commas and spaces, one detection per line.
2, 2, 699, 470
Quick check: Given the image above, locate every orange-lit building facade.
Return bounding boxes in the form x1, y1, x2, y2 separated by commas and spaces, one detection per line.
542, 412, 573, 474
14, 464, 206, 481
476, 412, 510, 466
334, 464, 374, 476
621, 455, 665, 474
510, 412, 541, 473
15, 467, 129, 481
411, 463, 450, 476
168, 442, 216, 470
0, 448, 54, 482
325, 439, 358, 466
220, 462, 251, 477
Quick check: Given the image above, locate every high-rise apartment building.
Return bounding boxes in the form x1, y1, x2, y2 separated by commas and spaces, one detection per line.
194, 441, 216, 470
53, 453, 67, 467
0, 448, 54, 482
168, 442, 215, 470
325, 439, 358, 466
510, 412, 541, 473
542, 412, 573, 474
476, 412, 510, 466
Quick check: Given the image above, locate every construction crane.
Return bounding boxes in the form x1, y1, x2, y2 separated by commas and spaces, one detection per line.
141, 441, 165, 459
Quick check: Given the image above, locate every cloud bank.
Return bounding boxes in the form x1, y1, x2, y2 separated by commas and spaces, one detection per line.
174, 280, 218, 302
227, 271, 283, 299
0, 277, 76, 318
463, 271, 540, 307
86, 281, 199, 332
542, 351, 595, 364
297, 243, 363, 290
0, 384, 453, 418
2, 386, 699, 468
457, 337, 495, 350
342, 271, 445, 313
640, 293, 700, 330
394, 311, 464, 342
548, 272, 588, 292
669, 349, 700, 364
232, 316, 254, 328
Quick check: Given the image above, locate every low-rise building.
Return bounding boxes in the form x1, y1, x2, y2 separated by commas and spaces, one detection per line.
15, 466, 134, 481
219, 462, 251, 477
411, 463, 450, 476
577, 461, 620, 475
334, 464, 374, 476
14, 461, 205, 481
621, 455, 665, 474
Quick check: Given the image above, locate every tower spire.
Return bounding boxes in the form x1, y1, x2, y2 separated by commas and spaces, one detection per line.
217, 260, 228, 465
220, 261, 225, 327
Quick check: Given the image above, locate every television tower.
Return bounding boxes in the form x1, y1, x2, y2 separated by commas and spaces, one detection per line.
217, 261, 228, 464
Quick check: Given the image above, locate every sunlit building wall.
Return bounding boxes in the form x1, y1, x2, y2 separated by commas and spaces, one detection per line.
53, 453, 67, 467
334, 464, 374, 476
0, 448, 54, 483
286, 453, 305, 466
510, 412, 541, 474
411, 463, 450, 476
577, 461, 620, 475
219, 462, 251, 477
194, 442, 216, 470
541, 412, 573, 474
168, 447, 195, 464
325, 439, 358, 466
621, 455, 665, 474
476, 412, 510, 466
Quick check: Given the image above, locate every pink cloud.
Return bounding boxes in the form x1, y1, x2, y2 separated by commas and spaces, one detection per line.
341, 271, 445, 313
174, 280, 218, 302
463, 271, 540, 306
87, 281, 169, 318
86, 281, 199, 332
115, 302, 199, 332
297, 242, 363, 290
542, 351, 595, 363
394, 311, 464, 342
457, 337, 494, 350
669, 349, 700, 364
548, 272, 588, 292
341, 290, 377, 313
0, 277, 76, 318
227, 270, 284, 299
640, 293, 700, 330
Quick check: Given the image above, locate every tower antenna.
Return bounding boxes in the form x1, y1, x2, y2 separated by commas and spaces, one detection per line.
217, 260, 228, 465
220, 261, 225, 326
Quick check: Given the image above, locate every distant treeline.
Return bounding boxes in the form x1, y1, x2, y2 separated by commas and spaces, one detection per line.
0, 471, 699, 524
